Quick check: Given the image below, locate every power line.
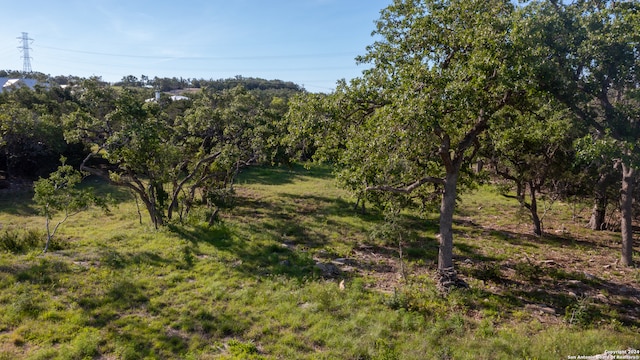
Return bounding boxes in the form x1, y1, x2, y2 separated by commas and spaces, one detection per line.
17, 32, 34, 73
38, 45, 358, 61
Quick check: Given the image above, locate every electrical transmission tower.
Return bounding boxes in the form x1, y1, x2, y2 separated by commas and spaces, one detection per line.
17, 32, 33, 73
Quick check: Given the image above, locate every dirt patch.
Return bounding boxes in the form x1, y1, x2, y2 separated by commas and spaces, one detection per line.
324, 218, 639, 326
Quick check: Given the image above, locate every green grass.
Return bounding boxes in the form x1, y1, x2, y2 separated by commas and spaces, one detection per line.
0, 165, 637, 359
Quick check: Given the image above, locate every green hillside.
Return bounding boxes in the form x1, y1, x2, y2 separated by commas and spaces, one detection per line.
0, 165, 638, 359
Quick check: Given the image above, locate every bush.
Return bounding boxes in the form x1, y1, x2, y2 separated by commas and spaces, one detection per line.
565, 296, 600, 327
0, 228, 43, 253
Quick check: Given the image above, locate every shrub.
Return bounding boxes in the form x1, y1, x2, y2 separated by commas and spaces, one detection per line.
0, 228, 43, 253
565, 296, 599, 327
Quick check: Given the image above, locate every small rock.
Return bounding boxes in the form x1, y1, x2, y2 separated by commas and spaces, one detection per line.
539, 306, 556, 315
595, 293, 608, 302
299, 302, 313, 309
339, 280, 345, 290
525, 303, 556, 315
603, 264, 611, 269
315, 262, 341, 277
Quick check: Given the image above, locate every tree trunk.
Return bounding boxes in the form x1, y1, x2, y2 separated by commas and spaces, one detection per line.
44, 215, 52, 253
620, 163, 635, 267
528, 181, 542, 236
588, 173, 608, 230
167, 180, 180, 221
438, 170, 459, 271
137, 192, 163, 229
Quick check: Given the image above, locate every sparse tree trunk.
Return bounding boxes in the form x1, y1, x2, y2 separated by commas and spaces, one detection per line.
475, 159, 484, 174
132, 190, 143, 225
44, 214, 52, 253
143, 199, 162, 229
208, 207, 220, 226
167, 180, 180, 221
354, 197, 366, 214
130, 188, 163, 229
589, 173, 608, 230
529, 181, 542, 237
511, 180, 543, 236
620, 163, 635, 266
438, 170, 459, 271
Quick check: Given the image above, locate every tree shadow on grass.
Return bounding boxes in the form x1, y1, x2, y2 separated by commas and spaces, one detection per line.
453, 217, 613, 252
0, 189, 37, 216
112, 316, 190, 359
231, 191, 385, 249
0, 257, 72, 286
168, 223, 317, 280
454, 243, 502, 263
537, 231, 619, 250
236, 164, 333, 186
97, 247, 174, 269
458, 255, 640, 327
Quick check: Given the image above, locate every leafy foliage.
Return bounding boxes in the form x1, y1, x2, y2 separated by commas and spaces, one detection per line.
288, 0, 522, 274
484, 101, 579, 235
64, 79, 291, 229
520, 0, 640, 265
33, 157, 108, 252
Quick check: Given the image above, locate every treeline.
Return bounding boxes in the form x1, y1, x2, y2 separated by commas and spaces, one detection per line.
0, 85, 83, 179
0, 77, 301, 228
0, 70, 303, 94
0, 70, 90, 87
1, 0, 638, 283
113, 74, 303, 93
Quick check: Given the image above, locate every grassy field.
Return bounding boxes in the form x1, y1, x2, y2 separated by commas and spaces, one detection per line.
0, 164, 638, 359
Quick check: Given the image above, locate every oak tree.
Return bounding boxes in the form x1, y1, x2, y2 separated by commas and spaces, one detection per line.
523, 0, 640, 265
289, 0, 522, 286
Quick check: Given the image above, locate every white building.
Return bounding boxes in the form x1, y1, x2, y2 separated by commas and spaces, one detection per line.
0, 77, 39, 93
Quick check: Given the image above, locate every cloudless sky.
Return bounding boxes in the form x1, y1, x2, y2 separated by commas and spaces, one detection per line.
0, 0, 391, 92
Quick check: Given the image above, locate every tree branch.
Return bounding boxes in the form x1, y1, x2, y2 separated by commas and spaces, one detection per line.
502, 193, 532, 211
366, 176, 445, 193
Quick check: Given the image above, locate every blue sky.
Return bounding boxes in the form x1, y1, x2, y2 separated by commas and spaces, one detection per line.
0, 0, 390, 92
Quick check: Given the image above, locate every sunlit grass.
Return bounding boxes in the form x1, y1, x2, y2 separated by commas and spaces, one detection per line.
0, 165, 637, 359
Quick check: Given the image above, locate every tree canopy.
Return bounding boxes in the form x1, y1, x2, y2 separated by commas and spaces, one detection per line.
287, 0, 640, 281
288, 0, 526, 286
520, 0, 640, 265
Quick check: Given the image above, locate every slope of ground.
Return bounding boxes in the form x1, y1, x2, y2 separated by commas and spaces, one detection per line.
0, 164, 637, 359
